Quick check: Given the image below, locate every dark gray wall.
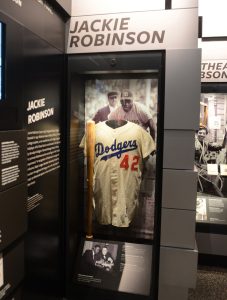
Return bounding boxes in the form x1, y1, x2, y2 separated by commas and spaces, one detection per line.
0, 1, 65, 299
56, 0, 71, 15
0, 0, 65, 52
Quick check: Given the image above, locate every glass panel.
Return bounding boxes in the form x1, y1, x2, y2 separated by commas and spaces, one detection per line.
196, 93, 227, 224
81, 77, 158, 241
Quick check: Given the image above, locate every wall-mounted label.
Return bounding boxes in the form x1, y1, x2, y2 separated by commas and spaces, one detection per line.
26, 94, 61, 213
66, 8, 198, 53
0, 131, 26, 191
1, 140, 20, 187
1, 141, 20, 165
220, 164, 227, 176
209, 115, 221, 129
75, 239, 152, 296
0, 254, 3, 288
201, 60, 227, 82
207, 164, 219, 176
27, 129, 60, 188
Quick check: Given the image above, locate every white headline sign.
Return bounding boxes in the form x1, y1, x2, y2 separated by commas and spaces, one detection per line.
201, 60, 227, 82
66, 8, 197, 53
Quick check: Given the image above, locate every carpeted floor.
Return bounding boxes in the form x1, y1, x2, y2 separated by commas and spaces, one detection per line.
188, 266, 227, 300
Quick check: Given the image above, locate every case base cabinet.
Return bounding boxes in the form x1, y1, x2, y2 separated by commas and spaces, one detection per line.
159, 285, 189, 300
196, 233, 227, 256
159, 245, 198, 300
159, 48, 201, 300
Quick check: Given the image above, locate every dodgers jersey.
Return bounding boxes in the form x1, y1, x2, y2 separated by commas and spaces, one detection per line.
81, 121, 155, 227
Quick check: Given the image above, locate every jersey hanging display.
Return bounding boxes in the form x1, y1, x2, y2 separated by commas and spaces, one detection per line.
80, 120, 155, 227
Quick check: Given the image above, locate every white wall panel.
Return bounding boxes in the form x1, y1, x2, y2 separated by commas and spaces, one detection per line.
71, 0, 165, 16
199, 0, 227, 37
172, 0, 198, 9
199, 40, 227, 60
66, 9, 198, 53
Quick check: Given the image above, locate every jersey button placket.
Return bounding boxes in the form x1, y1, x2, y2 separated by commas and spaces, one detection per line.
110, 135, 118, 225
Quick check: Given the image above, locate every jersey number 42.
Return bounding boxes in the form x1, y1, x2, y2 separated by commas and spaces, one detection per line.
120, 154, 139, 171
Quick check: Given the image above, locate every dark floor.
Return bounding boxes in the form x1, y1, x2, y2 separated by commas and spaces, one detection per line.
22, 265, 227, 299
188, 265, 227, 300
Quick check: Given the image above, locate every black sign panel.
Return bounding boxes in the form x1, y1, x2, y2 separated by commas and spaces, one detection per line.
74, 238, 152, 296
23, 27, 63, 294
0, 3, 64, 297
197, 196, 227, 225
0, 130, 26, 192
0, 183, 27, 252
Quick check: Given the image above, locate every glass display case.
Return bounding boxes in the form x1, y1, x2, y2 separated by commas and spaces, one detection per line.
66, 51, 165, 300
195, 87, 227, 267
195, 93, 227, 226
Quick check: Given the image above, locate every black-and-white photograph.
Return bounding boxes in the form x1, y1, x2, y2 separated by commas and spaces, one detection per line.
196, 197, 207, 221
195, 93, 227, 224
76, 239, 123, 291
84, 78, 158, 240
195, 93, 227, 199
75, 239, 152, 296
79, 240, 118, 275
85, 78, 158, 137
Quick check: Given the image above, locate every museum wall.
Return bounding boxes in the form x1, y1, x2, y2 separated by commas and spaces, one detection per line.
0, 0, 66, 298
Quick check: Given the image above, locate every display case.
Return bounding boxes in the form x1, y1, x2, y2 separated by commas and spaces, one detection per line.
196, 85, 227, 266
66, 51, 165, 300
196, 92, 227, 225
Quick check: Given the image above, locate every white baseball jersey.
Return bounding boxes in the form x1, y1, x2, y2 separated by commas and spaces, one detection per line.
81, 121, 155, 227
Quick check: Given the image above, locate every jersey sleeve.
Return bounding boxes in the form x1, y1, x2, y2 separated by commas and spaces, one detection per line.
140, 128, 156, 158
